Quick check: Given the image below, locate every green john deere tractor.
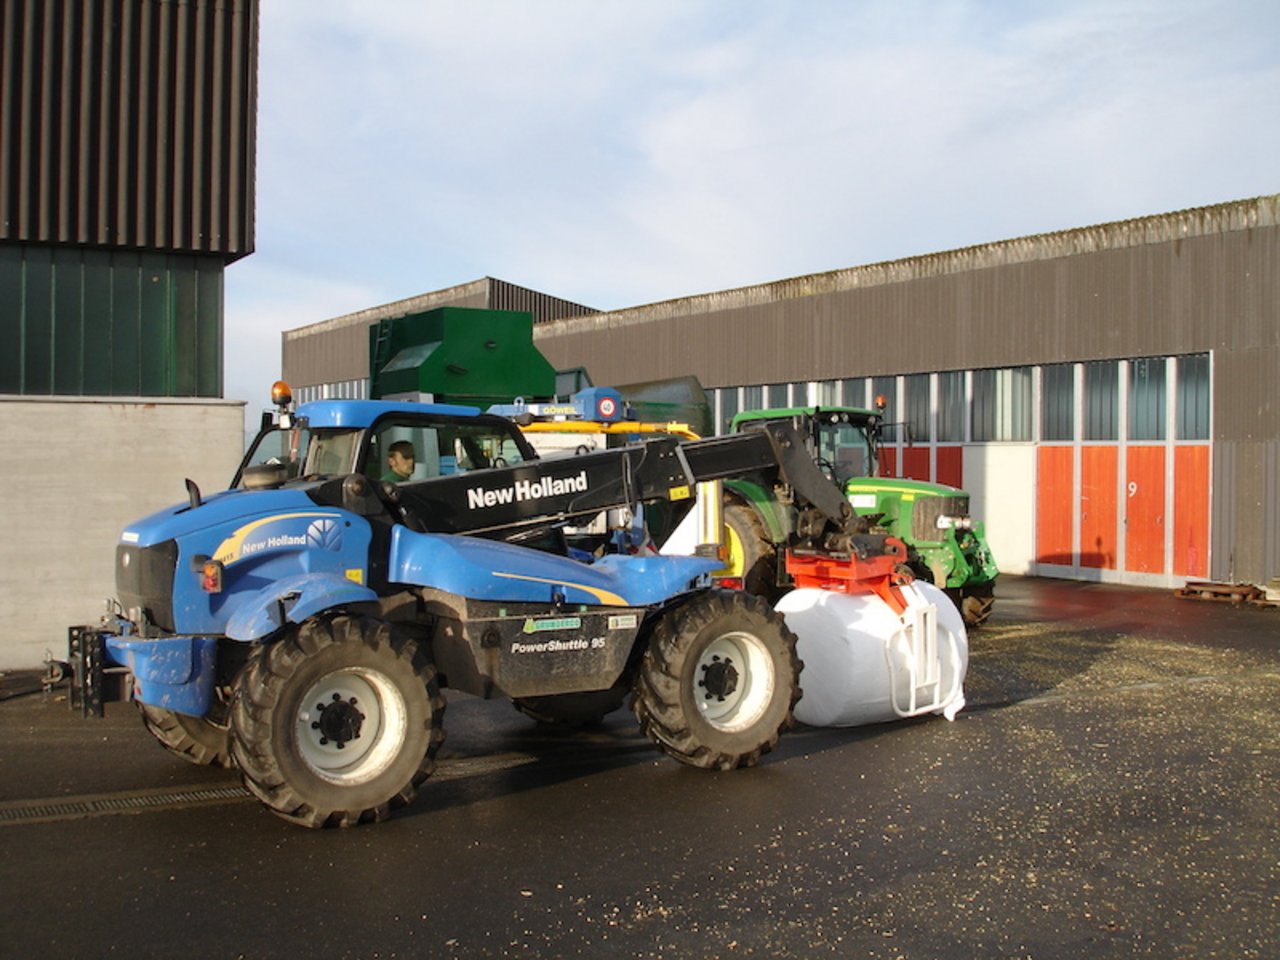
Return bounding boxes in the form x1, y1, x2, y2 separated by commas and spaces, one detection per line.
723, 405, 999, 626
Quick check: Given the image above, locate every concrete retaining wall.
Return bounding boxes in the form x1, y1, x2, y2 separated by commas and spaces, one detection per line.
0, 397, 245, 669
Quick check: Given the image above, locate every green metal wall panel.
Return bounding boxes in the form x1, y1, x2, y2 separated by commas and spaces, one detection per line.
172, 268, 199, 396
196, 262, 223, 396
109, 253, 142, 395
138, 259, 169, 395
23, 247, 53, 393
0, 246, 24, 389
81, 249, 114, 395
53, 255, 84, 394
0, 243, 223, 396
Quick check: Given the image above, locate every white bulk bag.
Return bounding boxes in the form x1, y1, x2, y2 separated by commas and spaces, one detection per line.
776, 579, 968, 728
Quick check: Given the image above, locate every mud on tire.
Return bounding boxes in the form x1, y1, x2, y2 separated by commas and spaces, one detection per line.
230, 614, 444, 828
137, 701, 233, 768
950, 582, 995, 628
632, 589, 801, 770
722, 499, 781, 601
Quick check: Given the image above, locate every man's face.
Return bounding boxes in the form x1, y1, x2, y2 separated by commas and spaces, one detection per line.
388, 449, 415, 480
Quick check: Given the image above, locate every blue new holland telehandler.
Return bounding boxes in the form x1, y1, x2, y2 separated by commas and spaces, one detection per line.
55, 384, 910, 827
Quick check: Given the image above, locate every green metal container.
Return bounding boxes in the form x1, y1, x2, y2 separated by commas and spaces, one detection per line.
369, 307, 557, 408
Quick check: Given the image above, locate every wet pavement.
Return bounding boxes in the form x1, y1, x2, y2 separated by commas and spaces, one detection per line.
1, 576, 1277, 959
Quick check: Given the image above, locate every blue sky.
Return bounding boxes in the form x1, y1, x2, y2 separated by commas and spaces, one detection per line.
224, 0, 1280, 417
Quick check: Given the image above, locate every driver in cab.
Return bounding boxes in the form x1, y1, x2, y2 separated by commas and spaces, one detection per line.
382, 440, 416, 483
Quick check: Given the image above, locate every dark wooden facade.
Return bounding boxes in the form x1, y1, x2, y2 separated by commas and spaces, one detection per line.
0, 0, 258, 257
0, 0, 258, 397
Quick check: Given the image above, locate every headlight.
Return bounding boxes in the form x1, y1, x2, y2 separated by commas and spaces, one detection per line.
936, 515, 972, 530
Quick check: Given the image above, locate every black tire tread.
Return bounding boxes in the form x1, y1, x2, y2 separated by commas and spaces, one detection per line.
961, 593, 995, 627
137, 701, 233, 768
631, 590, 801, 771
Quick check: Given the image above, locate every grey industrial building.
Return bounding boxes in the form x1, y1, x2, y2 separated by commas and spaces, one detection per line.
283, 195, 1280, 592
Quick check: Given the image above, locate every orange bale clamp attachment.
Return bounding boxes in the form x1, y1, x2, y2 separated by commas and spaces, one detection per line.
785, 537, 913, 616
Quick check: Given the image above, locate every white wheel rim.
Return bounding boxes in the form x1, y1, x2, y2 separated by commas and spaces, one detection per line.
295, 669, 408, 785
694, 631, 775, 732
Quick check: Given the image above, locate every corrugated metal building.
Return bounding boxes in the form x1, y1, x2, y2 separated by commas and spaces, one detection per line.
0, 0, 258, 396
282, 195, 1279, 591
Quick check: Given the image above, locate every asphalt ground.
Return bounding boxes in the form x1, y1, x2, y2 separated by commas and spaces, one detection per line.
1, 576, 1276, 959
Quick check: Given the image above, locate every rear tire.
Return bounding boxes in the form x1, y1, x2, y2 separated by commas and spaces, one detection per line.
230, 614, 444, 828
137, 701, 233, 768
632, 590, 801, 770
722, 500, 780, 600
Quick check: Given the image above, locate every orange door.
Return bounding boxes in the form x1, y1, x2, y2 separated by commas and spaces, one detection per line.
1080, 446, 1118, 569
1036, 446, 1074, 565
1124, 447, 1166, 574
1173, 446, 1210, 578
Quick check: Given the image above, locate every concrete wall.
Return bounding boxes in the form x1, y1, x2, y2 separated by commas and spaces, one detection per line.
0, 397, 245, 669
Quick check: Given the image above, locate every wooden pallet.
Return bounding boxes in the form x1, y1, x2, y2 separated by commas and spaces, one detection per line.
1174, 580, 1264, 604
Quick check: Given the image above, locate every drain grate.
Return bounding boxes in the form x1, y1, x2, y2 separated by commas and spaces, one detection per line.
0, 784, 251, 825
0, 753, 543, 826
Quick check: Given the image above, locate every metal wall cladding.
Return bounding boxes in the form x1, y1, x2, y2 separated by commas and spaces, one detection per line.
0, 0, 259, 259
532, 197, 1280, 392
488, 278, 598, 325
1212, 439, 1280, 584
525, 196, 1280, 585
0, 243, 223, 395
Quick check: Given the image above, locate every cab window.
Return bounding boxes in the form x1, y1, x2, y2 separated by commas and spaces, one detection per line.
234, 426, 311, 487
368, 418, 532, 482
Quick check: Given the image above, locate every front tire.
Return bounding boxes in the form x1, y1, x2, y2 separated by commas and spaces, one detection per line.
632, 590, 801, 770
230, 615, 444, 828
959, 583, 995, 627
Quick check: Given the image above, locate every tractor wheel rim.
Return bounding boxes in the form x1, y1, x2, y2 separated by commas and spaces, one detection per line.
695, 632, 774, 732
295, 669, 407, 785
718, 525, 746, 578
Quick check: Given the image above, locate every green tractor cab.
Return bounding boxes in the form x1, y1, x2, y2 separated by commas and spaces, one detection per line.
727, 405, 998, 626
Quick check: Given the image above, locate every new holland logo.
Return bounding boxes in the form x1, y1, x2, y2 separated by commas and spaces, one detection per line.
306, 518, 343, 551
467, 471, 589, 510
213, 512, 341, 565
